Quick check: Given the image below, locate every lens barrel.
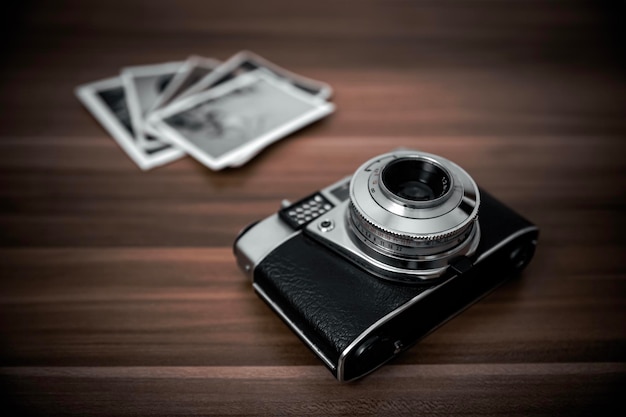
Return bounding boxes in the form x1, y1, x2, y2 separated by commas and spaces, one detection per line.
348, 151, 480, 281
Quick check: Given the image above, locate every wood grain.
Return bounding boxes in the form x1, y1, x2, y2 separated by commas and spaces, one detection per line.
1, 0, 625, 415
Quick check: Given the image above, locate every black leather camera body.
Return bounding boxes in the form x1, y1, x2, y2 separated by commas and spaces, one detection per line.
234, 149, 538, 381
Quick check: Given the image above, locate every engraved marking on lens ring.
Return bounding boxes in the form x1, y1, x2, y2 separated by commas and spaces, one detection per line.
349, 205, 477, 257
349, 151, 480, 259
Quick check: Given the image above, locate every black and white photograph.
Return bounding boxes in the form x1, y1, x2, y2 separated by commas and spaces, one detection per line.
121, 61, 183, 149
148, 56, 221, 113
176, 50, 333, 102
150, 70, 334, 170
74, 77, 185, 170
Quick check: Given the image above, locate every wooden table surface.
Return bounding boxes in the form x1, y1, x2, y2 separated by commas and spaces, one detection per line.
1, 1, 625, 415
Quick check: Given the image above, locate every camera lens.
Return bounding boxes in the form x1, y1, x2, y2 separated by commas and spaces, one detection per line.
348, 151, 481, 282
381, 158, 450, 202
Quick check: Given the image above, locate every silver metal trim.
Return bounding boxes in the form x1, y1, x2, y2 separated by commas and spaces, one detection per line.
233, 214, 299, 281
234, 176, 352, 281
253, 283, 337, 371
475, 225, 539, 265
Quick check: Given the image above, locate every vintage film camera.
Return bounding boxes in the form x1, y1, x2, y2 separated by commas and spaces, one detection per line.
234, 149, 538, 381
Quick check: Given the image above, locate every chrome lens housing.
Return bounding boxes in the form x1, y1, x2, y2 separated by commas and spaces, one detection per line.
348, 150, 481, 280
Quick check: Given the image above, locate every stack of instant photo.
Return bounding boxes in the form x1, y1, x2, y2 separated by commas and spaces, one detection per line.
75, 51, 334, 170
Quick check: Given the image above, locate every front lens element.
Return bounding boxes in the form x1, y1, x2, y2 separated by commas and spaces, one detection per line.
381, 158, 450, 202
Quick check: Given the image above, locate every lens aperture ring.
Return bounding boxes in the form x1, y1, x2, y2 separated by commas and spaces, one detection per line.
349, 200, 478, 255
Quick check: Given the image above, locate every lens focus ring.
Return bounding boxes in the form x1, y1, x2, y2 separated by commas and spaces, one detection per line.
349, 200, 475, 246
